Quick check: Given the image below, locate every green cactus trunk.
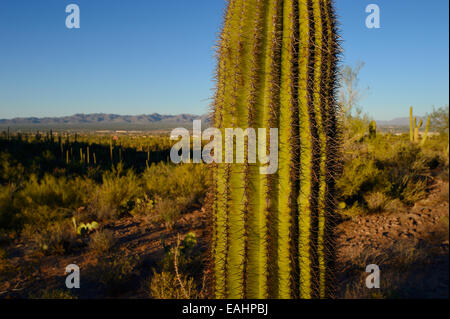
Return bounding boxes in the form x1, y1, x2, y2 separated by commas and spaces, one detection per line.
414, 117, 422, 142
420, 116, 431, 146
410, 106, 414, 142
212, 0, 339, 299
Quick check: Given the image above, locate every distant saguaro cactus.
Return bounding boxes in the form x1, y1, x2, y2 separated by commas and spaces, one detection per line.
80, 148, 84, 164
420, 116, 431, 146
212, 0, 340, 299
414, 117, 423, 142
410, 106, 430, 145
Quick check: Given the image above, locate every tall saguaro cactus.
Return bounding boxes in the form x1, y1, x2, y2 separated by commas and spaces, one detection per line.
212, 0, 339, 299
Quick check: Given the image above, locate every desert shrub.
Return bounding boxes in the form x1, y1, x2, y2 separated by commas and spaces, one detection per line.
143, 163, 209, 210
388, 240, 429, 271
382, 143, 430, 204
21, 220, 77, 255
15, 174, 92, 227
428, 105, 449, 136
0, 185, 19, 230
93, 163, 142, 220
95, 252, 138, 288
400, 178, 428, 205
149, 271, 199, 299
337, 157, 388, 201
89, 229, 116, 253
422, 136, 449, 181
0, 152, 25, 187
340, 202, 366, 218
130, 194, 154, 217
341, 110, 371, 146
338, 131, 437, 214
160, 232, 202, 275
364, 192, 388, 213
154, 198, 181, 229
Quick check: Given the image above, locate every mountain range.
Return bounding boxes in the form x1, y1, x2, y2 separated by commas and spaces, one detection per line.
0, 113, 212, 131
376, 116, 425, 127
0, 113, 422, 131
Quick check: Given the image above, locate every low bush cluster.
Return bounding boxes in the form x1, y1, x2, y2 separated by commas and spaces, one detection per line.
338, 112, 449, 217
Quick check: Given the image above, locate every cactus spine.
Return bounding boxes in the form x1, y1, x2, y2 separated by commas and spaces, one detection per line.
212, 0, 339, 299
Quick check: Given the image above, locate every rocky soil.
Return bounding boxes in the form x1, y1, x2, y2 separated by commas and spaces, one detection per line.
1, 182, 448, 299
336, 181, 449, 298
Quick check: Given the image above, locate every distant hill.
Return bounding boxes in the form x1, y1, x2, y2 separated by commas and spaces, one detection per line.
377, 116, 425, 127
0, 113, 427, 132
0, 113, 212, 131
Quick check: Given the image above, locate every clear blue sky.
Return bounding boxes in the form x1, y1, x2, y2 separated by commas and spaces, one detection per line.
0, 0, 448, 120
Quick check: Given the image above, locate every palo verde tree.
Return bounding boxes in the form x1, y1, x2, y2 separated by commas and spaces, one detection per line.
211, 0, 340, 299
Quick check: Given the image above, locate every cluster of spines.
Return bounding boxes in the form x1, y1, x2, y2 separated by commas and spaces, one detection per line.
211, 0, 340, 299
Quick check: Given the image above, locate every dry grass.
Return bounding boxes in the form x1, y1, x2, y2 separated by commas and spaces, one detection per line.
88, 229, 116, 253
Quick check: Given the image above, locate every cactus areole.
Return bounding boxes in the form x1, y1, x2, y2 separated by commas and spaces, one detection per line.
211, 0, 340, 299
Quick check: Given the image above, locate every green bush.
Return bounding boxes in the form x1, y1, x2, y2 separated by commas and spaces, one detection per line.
338, 114, 445, 216
21, 221, 77, 255
0, 185, 18, 230
93, 163, 142, 220
149, 271, 199, 299
95, 252, 138, 288
381, 143, 429, 204
364, 192, 388, 213
89, 229, 116, 253
15, 174, 92, 227
153, 198, 180, 229
337, 157, 388, 201
143, 162, 209, 209
159, 232, 202, 276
